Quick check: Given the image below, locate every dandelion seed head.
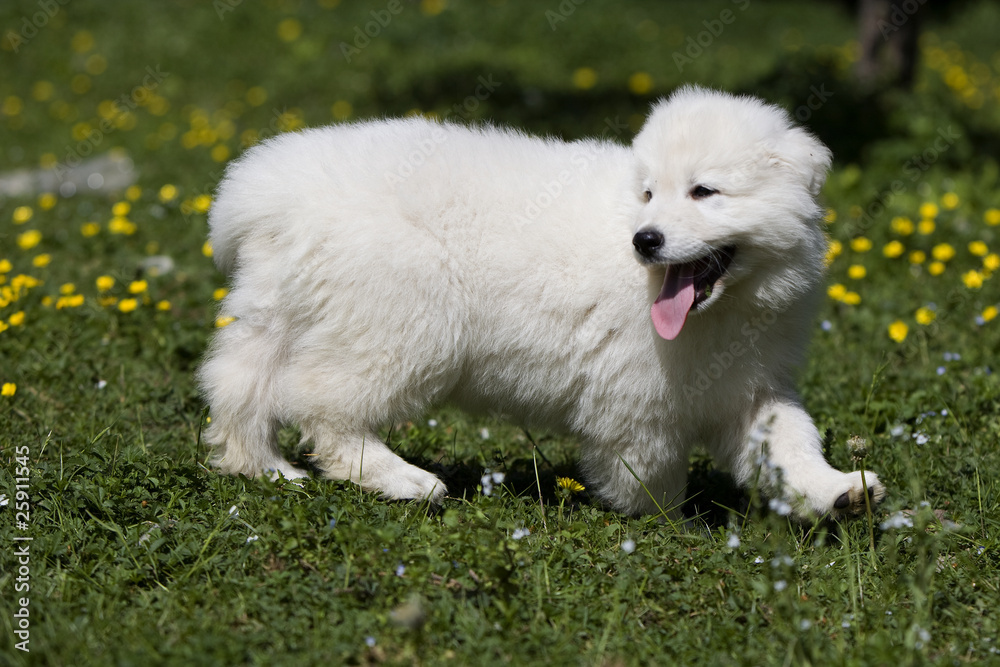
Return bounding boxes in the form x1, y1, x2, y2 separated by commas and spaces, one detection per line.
621, 538, 636, 554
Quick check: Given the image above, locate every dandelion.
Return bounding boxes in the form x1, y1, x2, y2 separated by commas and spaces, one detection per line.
32, 254, 50, 267
928, 261, 945, 276
919, 202, 939, 219
96, 275, 115, 291
572, 67, 598, 90
824, 239, 842, 266
158, 184, 178, 202
915, 307, 936, 325
192, 194, 212, 213
628, 72, 653, 95
888, 320, 909, 343
125, 185, 142, 201
985, 208, 1000, 226
909, 250, 926, 264
824, 209, 837, 223
128, 280, 148, 294
941, 192, 959, 209
112, 201, 131, 217
962, 270, 984, 289
918, 219, 935, 235
932, 243, 955, 262
60, 283, 76, 295
621, 538, 636, 554
108, 216, 137, 235
202, 240, 214, 257
9, 312, 24, 326
847, 435, 868, 463
0, 260, 10, 273
215, 315, 236, 327
1, 383, 15, 397
891, 216, 914, 235
557, 477, 585, 493
841, 291, 861, 305
81, 222, 101, 237
38, 193, 57, 210
850, 237, 872, 253
981, 306, 998, 322
55, 294, 84, 309
969, 241, 989, 257
213, 287, 229, 300
847, 264, 866, 279
984, 254, 1000, 272
156, 300, 171, 311
12, 206, 32, 224
118, 298, 138, 313
883, 240, 905, 258
827, 283, 847, 300
17, 230, 41, 250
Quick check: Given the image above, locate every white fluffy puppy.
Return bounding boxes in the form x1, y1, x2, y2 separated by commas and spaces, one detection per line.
199, 86, 884, 520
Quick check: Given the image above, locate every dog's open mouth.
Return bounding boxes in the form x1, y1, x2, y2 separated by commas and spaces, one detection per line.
651, 246, 737, 340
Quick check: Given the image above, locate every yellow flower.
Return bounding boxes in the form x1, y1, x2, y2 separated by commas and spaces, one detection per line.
969, 241, 988, 257
277, 17, 302, 41
984, 254, 1000, 272
842, 291, 861, 305
627, 72, 653, 95
849, 205, 863, 218
41, 296, 53, 307
118, 298, 138, 313
827, 283, 847, 300
8, 311, 25, 326
962, 270, 984, 289
38, 193, 57, 210
211, 144, 230, 162
909, 250, 926, 264
112, 201, 131, 217
891, 216, 914, 235
55, 294, 84, 309
158, 184, 178, 202
96, 275, 115, 292
919, 202, 939, 219
1, 383, 15, 397
213, 287, 229, 300
0, 259, 11, 273
848, 264, 867, 279
985, 208, 1000, 226
128, 280, 148, 294
12, 206, 33, 224
932, 243, 955, 261
883, 240, 905, 258
915, 307, 936, 325
192, 194, 212, 213
557, 477, 585, 493
156, 300, 171, 311
202, 240, 214, 258
17, 230, 42, 250
572, 67, 598, 90
918, 219, 935, 235
215, 315, 236, 327
888, 320, 909, 343
81, 222, 101, 237
108, 216, 137, 235
824, 239, 843, 266
59, 282, 76, 295
824, 209, 837, 224
982, 306, 998, 322
32, 254, 51, 267
850, 237, 872, 253
941, 192, 959, 209
928, 261, 945, 276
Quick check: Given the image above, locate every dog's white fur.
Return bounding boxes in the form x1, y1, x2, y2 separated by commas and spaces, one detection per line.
200, 86, 884, 519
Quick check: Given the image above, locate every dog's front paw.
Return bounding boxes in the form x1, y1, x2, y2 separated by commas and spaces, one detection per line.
374, 464, 447, 504
829, 470, 884, 517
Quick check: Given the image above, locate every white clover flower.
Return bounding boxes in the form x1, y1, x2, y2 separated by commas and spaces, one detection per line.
479, 428, 490, 440
427, 419, 438, 427
491, 472, 505, 484
512, 527, 530, 540
621, 538, 636, 554
246, 535, 259, 543
726, 533, 741, 549
890, 425, 905, 437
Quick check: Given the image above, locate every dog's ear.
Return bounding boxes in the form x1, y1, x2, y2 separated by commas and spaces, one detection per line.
770, 127, 833, 197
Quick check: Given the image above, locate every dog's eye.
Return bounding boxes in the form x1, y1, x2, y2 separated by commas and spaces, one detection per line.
643, 190, 652, 203
690, 185, 718, 200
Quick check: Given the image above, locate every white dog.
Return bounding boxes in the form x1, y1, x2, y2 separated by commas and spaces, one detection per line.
199, 86, 884, 520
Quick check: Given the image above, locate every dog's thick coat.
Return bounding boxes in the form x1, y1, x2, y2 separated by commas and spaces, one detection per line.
200, 87, 884, 519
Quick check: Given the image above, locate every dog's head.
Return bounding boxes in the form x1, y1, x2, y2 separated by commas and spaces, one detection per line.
630, 86, 832, 340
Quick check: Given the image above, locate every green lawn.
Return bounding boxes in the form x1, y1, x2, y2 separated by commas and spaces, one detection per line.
1, 1, 999, 665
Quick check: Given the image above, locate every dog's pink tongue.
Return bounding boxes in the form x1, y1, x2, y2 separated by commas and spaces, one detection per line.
651, 264, 695, 340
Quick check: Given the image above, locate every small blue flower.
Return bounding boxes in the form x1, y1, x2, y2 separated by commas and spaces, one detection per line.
512, 527, 530, 540
395, 563, 406, 577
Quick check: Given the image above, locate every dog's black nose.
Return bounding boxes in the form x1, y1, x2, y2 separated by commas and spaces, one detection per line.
632, 229, 664, 258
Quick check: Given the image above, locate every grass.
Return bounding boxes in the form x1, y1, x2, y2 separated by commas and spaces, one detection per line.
1, 1, 999, 664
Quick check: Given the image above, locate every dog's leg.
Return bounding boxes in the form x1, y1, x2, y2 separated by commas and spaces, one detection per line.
303, 421, 446, 503
583, 443, 689, 519
198, 324, 307, 480
731, 399, 885, 519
